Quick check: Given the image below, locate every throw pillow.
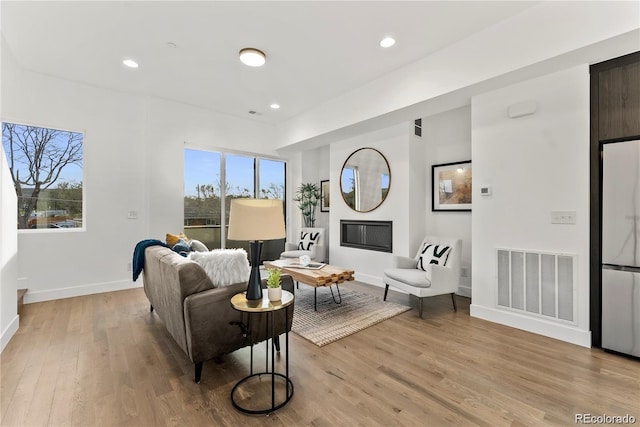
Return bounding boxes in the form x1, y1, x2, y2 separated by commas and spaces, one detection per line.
298, 231, 320, 250
166, 232, 191, 247
188, 249, 250, 287
172, 239, 192, 257
166, 233, 180, 247
416, 243, 451, 271
190, 239, 209, 252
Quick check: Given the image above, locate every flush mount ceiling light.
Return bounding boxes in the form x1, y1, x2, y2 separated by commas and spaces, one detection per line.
270, 103, 280, 109
123, 59, 139, 68
239, 48, 266, 67
380, 37, 396, 48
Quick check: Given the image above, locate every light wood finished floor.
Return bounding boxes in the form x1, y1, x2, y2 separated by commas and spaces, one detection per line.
2, 282, 638, 426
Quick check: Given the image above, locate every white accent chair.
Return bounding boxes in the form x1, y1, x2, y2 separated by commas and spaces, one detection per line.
280, 227, 326, 262
383, 235, 461, 318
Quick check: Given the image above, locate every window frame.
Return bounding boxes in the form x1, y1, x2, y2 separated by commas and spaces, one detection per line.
2, 119, 86, 233
183, 144, 287, 249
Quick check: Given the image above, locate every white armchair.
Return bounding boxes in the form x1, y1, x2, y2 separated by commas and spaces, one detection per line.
383, 235, 461, 318
280, 227, 326, 262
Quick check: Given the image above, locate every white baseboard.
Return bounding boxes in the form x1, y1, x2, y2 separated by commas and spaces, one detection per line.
24, 280, 143, 304
457, 285, 471, 298
1, 315, 19, 353
470, 304, 591, 348
354, 272, 385, 287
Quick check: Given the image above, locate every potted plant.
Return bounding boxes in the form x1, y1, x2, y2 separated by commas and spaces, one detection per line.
266, 268, 282, 301
294, 182, 321, 227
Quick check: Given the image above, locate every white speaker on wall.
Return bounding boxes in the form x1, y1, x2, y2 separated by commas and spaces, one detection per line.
508, 100, 538, 118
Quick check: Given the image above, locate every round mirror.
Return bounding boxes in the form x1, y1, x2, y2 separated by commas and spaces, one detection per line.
340, 148, 391, 212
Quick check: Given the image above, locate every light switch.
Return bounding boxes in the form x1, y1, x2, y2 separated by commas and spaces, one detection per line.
127, 211, 138, 219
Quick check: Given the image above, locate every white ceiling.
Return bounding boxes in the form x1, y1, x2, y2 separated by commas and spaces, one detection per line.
2, 1, 538, 125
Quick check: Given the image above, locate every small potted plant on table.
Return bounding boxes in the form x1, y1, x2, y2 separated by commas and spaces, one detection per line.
266, 268, 282, 301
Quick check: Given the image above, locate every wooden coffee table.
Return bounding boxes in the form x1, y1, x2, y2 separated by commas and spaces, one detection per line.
264, 260, 354, 311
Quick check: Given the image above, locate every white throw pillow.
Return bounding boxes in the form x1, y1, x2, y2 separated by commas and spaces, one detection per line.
188, 249, 250, 287
416, 243, 451, 271
190, 239, 209, 252
297, 231, 320, 250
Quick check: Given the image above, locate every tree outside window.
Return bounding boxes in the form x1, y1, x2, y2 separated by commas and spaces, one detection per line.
2, 122, 83, 229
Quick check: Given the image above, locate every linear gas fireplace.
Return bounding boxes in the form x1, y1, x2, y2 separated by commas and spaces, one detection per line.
340, 220, 392, 253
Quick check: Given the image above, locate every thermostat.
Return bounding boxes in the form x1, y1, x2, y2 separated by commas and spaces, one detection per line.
480, 186, 492, 196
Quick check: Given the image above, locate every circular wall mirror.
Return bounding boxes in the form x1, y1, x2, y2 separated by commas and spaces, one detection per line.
340, 148, 391, 212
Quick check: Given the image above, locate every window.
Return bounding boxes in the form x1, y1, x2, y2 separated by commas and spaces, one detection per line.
2, 122, 83, 230
184, 148, 285, 257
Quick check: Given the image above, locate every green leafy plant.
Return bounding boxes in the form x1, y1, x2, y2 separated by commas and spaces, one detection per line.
266, 268, 281, 288
293, 182, 321, 227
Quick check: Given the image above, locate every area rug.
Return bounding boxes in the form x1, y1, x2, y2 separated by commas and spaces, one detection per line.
291, 284, 411, 346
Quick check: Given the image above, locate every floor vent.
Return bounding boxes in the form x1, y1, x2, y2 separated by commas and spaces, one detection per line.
497, 249, 576, 323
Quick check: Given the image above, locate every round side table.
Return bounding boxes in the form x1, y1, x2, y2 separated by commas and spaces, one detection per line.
230, 290, 294, 414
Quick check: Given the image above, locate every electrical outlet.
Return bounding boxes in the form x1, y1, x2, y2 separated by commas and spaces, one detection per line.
461, 267, 468, 277
127, 262, 132, 272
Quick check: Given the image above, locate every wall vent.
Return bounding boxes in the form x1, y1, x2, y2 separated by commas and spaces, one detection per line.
497, 249, 576, 323
414, 118, 422, 137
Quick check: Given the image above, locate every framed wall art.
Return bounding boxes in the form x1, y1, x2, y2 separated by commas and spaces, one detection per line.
432, 160, 472, 211
320, 180, 330, 212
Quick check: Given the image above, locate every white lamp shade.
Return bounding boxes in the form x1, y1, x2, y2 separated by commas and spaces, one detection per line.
227, 199, 285, 241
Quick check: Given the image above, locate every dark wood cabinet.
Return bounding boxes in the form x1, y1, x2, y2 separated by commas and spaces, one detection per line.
598, 61, 640, 141
590, 52, 640, 347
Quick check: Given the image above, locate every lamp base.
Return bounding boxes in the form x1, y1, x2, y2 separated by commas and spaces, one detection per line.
246, 241, 263, 300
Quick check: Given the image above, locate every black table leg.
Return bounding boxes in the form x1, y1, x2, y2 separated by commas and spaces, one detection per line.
329, 283, 342, 304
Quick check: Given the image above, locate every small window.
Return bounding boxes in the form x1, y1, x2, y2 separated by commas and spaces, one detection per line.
2, 122, 83, 230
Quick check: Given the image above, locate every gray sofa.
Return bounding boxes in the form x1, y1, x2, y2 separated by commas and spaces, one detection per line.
142, 245, 294, 383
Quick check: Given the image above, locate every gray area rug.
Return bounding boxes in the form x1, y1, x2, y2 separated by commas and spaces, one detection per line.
292, 284, 411, 346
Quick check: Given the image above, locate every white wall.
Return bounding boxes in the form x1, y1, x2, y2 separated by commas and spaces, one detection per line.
145, 97, 279, 240
284, 146, 331, 260
300, 145, 330, 232
409, 129, 427, 258
329, 123, 412, 286
2, 53, 279, 304
1, 143, 19, 351
3, 55, 150, 302
471, 65, 590, 347
424, 106, 472, 296
0, 19, 18, 351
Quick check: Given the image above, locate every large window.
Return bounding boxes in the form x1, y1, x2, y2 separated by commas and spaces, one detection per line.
184, 148, 285, 259
2, 122, 83, 230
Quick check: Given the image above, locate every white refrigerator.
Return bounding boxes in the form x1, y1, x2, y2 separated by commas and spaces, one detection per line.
601, 139, 640, 358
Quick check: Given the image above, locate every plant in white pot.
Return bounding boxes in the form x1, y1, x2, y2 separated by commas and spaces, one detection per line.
266, 268, 282, 301
293, 182, 321, 227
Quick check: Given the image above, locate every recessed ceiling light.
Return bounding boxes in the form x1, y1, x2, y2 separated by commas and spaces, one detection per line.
239, 48, 266, 67
123, 59, 139, 68
380, 37, 396, 48
270, 103, 280, 110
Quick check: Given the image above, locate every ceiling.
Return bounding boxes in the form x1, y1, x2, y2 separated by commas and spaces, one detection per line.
2, 1, 538, 125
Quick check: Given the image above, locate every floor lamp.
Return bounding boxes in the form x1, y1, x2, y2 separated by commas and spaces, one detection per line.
227, 199, 285, 300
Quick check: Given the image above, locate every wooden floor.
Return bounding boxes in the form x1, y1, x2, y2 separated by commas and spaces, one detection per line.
1, 282, 638, 426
